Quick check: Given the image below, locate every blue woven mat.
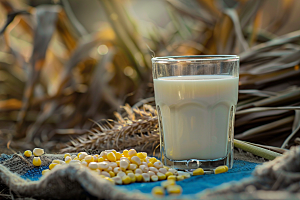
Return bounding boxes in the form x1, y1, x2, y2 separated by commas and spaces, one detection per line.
16, 159, 259, 196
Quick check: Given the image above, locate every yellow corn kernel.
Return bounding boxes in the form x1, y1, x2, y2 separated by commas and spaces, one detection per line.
65, 156, 71, 164
109, 171, 115, 177
42, 169, 50, 175
163, 166, 169, 170
49, 163, 58, 170
161, 179, 176, 188
176, 175, 184, 181
32, 157, 42, 167
64, 153, 71, 159
116, 161, 120, 167
167, 185, 182, 195
131, 156, 141, 165
128, 149, 137, 157
24, 150, 32, 157
93, 154, 99, 158
100, 151, 107, 159
85, 155, 94, 163
122, 149, 129, 157
125, 170, 133, 175
98, 157, 104, 162
142, 152, 147, 158
52, 160, 61, 164
107, 152, 117, 162
149, 157, 157, 164
73, 157, 79, 161
157, 172, 167, 180
122, 175, 131, 184
152, 186, 165, 197
104, 177, 115, 184
116, 152, 122, 160
167, 175, 176, 181
193, 168, 204, 176
147, 162, 154, 167
99, 175, 106, 178
135, 174, 143, 182
128, 173, 136, 183
214, 166, 228, 174
165, 171, 173, 177
137, 153, 145, 159
77, 152, 82, 157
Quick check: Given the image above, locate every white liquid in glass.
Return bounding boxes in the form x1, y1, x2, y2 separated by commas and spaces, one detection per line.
154, 75, 239, 160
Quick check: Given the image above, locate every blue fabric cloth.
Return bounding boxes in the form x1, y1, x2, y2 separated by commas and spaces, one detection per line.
18, 160, 259, 196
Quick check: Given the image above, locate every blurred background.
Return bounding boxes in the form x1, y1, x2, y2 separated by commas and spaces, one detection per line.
0, 0, 300, 154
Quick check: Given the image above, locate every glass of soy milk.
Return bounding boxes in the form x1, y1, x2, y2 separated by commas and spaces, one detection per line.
152, 55, 239, 170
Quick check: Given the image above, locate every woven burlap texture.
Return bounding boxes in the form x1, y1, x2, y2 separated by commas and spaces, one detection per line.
0, 147, 299, 200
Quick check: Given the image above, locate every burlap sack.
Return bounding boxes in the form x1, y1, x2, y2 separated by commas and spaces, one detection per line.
0, 147, 299, 200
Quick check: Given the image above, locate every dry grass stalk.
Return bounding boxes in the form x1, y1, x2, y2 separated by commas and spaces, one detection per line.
61, 104, 159, 153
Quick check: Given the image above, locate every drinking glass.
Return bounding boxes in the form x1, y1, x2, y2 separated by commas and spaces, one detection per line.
152, 55, 239, 171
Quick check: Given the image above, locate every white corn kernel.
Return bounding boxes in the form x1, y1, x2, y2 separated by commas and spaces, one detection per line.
93, 155, 98, 161
81, 161, 88, 167
89, 162, 98, 170
150, 175, 158, 182
168, 168, 178, 175
98, 162, 109, 170
120, 160, 129, 171
120, 157, 130, 163
101, 171, 111, 177
84, 155, 94, 162
134, 168, 143, 174
176, 175, 185, 181
113, 167, 121, 174
128, 173, 136, 183
33, 148, 44, 156
141, 162, 148, 166
142, 173, 150, 182
149, 167, 158, 173
131, 156, 141, 165
128, 149, 137, 157
161, 179, 176, 188
178, 171, 191, 178
128, 164, 137, 170
69, 160, 80, 165
139, 165, 149, 173
71, 155, 77, 159
105, 166, 113, 172
100, 151, 107, 158
154, 161, 163, 169
109, 162, 118, 168
112, 176, 122, 185
148, 171, 155, 176
117, 171, 126, 178
65, 156, 72, 164
158, 168, 167, 174
79, 153, 87, 160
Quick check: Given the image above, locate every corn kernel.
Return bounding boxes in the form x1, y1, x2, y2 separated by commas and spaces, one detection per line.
81, 161, 88, 167
167, 175, 176, 181
127, 173, 136, 183
151, 175, 158, 182
97, 157, 104, 162
107, 152, 117, 162
154, 161, 163, 169
33, 148, 44, 156
131, 156, 141, 165
163, 166, 169, 170
193, 168, 204, 175
109, 162, 118, 168
112, 176, 122, 185
89, 162, 98, 170
117, 171, 126, 178
128, 149, 137, 157
69, 160, 80, 165
168, 168, 178, 175
148, 171, 155, 176
176, 175, 184, 181
64, 153, 71, 159
93, 155, 98, 161
167, 185, 182, 195
158, 168, 167, 174
142, 152, 147, 158
149, 167, 158, 173
157, 172, 167, 180
134, 168, 143, 174
112, 150, 117, 155
141, 161, 148, 166
32, 157, 42, 166
128, 164, 137, 170
147, 163, 154, 167
71, 155, 77, 159
139, 165, 149, 173
93, 154, 99, 157
120, 160, 129, 171
42, 169, 50, 175
104, 166, 113, 172
116, 152, 122, 160
135, 174, 143, 182
49, 163, 57, 170
122, 175, 131, 184
152, 186, 164, 197
126, 170, 133, 174
109, 171, 115, 177
84, 155, 94, 163
79, 153, 87, 160
73, 157, 79, 161
149, 157, 157, 164
52, 160, 61, 164
100, 151, 107, 159
116, 161, 120, 167
99, 175, 106, 178
98, 162, 109, 170
113, 167, 121, 174
178, 171, 191, 179
137, 152, 146, 159
24, 150, 32, 157
65, 156, 72, 164
214, 166, 228, 174
122, 149, 129, 157
161, 179, 176, 188
142, 173, 150, 182
104, 177, 115, 184
165, 171, 173, 177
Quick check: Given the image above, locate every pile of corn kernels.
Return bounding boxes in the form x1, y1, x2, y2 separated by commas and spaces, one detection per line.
24, 148, 229, 196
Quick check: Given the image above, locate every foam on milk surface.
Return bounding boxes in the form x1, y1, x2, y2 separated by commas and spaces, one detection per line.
154, 75, 239, 160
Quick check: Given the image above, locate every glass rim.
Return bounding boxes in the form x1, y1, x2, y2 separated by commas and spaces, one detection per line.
152, 55, 239, 63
